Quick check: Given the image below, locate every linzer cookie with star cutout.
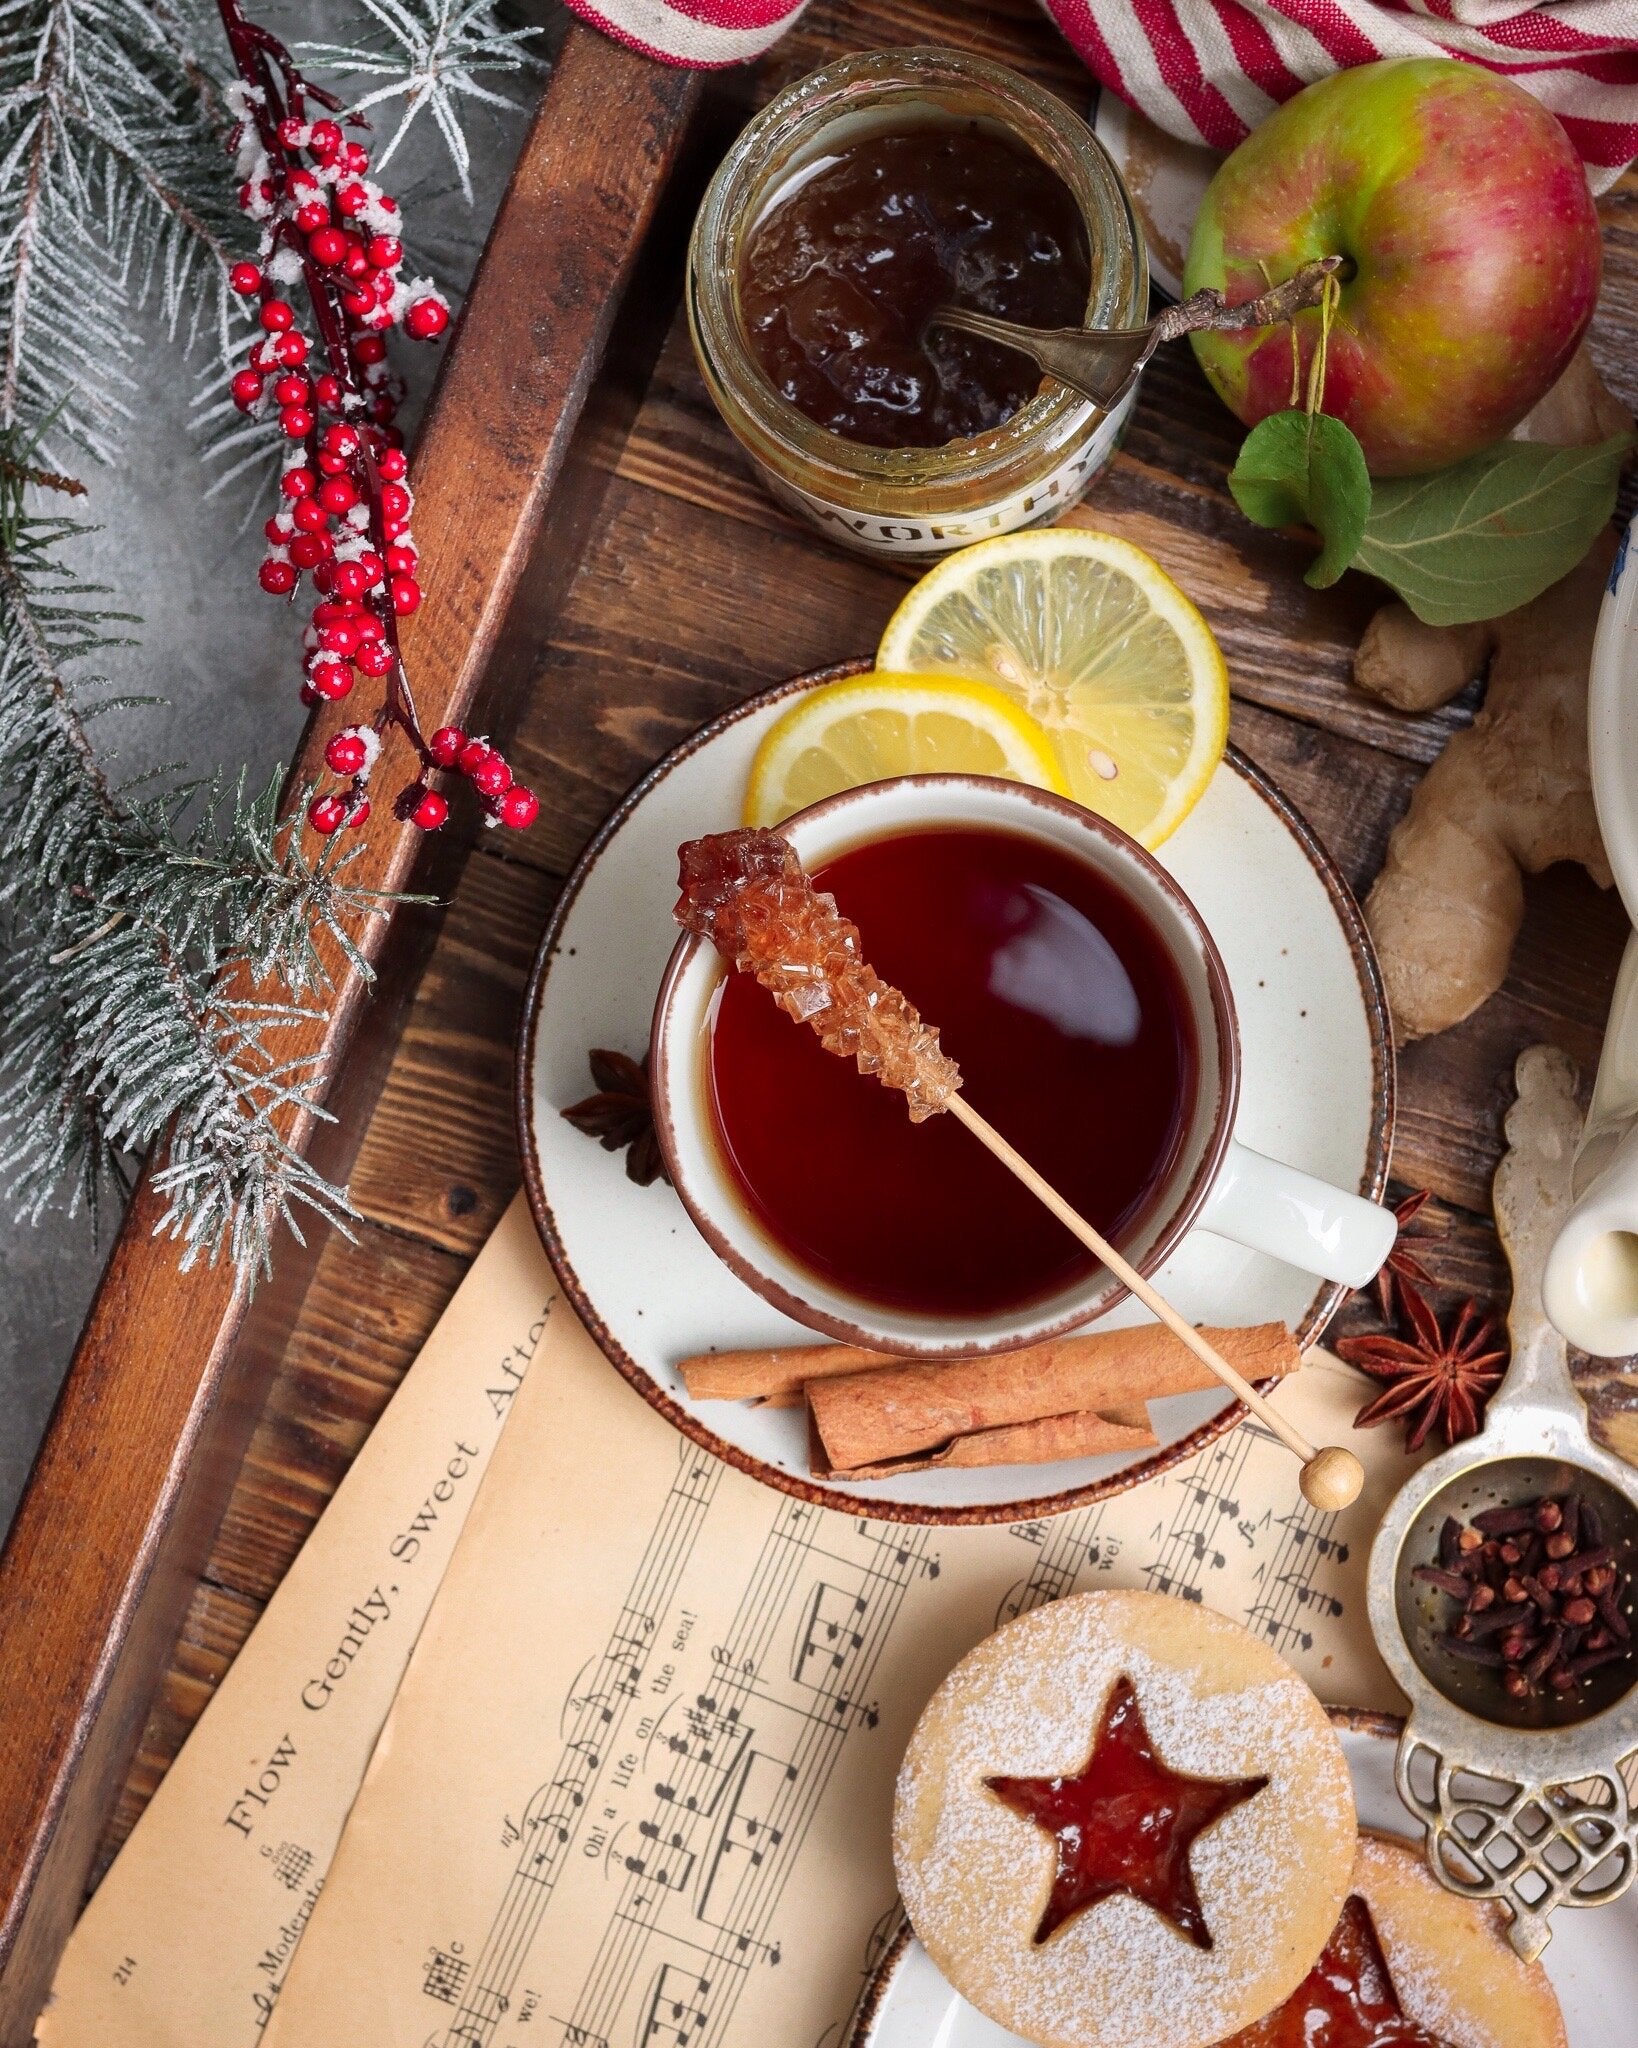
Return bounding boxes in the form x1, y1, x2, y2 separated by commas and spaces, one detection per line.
892, 1590, 1357, 2048
1222, 1832, 1566, 2048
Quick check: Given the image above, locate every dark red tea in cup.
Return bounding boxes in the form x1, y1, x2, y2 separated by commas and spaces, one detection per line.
705, 824, 1197, 1319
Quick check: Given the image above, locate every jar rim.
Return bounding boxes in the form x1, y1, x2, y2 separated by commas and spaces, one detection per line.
688, 45, 1148, 497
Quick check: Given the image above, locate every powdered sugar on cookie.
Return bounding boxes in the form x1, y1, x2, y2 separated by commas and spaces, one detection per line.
893, 1590, 1357, 2048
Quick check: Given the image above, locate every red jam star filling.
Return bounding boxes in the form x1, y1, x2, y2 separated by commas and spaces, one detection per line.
984, 1674, 1268, 1947
1222, 1894, 1459, 2047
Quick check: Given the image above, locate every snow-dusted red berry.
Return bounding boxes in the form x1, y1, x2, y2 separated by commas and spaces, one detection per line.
318, 476, 358, 514
471, 753, 511, 798
385, 543, 417, 576
377, 446, 407, 480
367, 235, 403, 271
410, 789, 449, 831
324, 422, 361, 460
318, 618, 360, 656
230, 262, 262, 295
296, 199, 331, 234
309, 792, 348, 835
279, 406, 314, 440
499, 786, 539, 830
355, 640, 395, 677
345, 796, 371, 829
276, 331, 309, 366
231, 369, 263, 410
310, 663, 353, 702
309, 119, 343, 156
291, 497, 328, 534
331, 562, 368, 600
335, 181, 369, 218
405, 298, 449, 339
314, 373, 342, 409
390, 576, 421, 616
428, 726, 466, 768
456, 738, 491, 777
260, 299, 295, 332
326, 731, 369, 776
273, 374, 310, 408
309, 226, 347, 267
282, 466, 316, 499
259, 559, 297, 595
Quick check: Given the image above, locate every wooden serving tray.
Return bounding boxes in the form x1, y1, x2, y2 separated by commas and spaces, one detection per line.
1, 4, 1634, 2037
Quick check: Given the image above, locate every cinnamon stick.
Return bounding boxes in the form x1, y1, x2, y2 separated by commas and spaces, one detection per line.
677, 1321, 1298, 1411
811, 1403, 1158, 1481
678, 1342, 903, 1407
806, 1322, 1299, 1476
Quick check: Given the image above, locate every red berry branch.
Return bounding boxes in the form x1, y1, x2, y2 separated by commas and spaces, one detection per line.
217, 0, 538, 840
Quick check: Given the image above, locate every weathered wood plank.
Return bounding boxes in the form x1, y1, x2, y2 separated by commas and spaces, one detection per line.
348, 851, 560, 1256
92, 1582, 261, 1887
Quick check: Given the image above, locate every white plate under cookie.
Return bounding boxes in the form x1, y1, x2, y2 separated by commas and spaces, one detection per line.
518, 665, 1391, 1524
847, 1716, 1638, 2046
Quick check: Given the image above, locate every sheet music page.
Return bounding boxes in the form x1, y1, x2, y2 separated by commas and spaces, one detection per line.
259, 1275, 1419, 2048
39, 1194, 553, 2048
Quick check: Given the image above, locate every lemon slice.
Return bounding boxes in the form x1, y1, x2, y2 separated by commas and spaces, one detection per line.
744, 671, 1067, 827
876, 528, 1230, 848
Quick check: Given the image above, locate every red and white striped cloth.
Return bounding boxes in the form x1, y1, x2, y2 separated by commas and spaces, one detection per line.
1047, 0, 1638, 190
561, 0, 1638, 191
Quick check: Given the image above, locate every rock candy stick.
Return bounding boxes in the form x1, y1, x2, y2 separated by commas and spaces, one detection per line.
672, 826, 1365, 1513
674, 828, 961, 1122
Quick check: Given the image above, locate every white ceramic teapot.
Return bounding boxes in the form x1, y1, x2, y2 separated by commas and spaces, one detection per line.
1543, 519, 1638, 1356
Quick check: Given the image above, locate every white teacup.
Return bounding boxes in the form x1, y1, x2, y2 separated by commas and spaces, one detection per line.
651, 776, 1394, 1358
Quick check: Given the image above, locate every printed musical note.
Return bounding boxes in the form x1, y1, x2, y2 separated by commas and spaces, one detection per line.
640, 1965, 709, 2046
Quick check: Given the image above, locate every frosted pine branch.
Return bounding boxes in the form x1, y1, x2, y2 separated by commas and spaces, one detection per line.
0, 437, 398, 1271
299, 0, 538, 201
0, 0, 249, 456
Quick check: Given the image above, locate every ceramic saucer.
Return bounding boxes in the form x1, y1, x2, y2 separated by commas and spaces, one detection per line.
517, 664, 1391, 1524
846, 1715, 1638, 2047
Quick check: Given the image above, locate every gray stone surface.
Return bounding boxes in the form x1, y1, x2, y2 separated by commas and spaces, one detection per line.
0, 7, 540, 1535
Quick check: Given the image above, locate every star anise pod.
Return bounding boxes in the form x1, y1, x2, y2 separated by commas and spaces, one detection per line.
1375, 1187, 1439, 1321
1336, 1279, 1506, 1452
561, 1048, 669, 1188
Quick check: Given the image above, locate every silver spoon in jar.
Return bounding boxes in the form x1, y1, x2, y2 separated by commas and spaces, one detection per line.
928, 254, 1343, 413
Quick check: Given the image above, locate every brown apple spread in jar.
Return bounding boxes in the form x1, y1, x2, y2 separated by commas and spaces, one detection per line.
689, 48, 1147, 560
739, 124, 1093, 449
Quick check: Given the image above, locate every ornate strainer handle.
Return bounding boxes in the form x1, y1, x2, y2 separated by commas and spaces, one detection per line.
1395, 1732, 1638, 1959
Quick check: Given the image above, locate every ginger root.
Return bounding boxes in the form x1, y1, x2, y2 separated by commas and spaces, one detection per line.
1358, 534, 1614, 1039
1353, 346, 1629, 1041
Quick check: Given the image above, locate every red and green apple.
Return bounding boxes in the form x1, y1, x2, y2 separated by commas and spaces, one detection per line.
1184, 58, 1603, 476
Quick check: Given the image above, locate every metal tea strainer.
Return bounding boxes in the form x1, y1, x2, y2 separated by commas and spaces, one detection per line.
1368, 1046, 1638, 1959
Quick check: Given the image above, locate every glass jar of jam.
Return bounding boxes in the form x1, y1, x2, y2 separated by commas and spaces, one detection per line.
688, 47, 1147, 561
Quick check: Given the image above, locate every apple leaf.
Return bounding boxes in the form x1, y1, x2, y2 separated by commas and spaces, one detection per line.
1228, 410, 1371, 588
1352, 434, 1634, 626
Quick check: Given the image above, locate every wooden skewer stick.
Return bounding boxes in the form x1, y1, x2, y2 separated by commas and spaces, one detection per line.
946, 1095, 1364, 1512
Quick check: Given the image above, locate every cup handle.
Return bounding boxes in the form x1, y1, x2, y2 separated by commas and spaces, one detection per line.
1196, 1139, 1397, 1288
